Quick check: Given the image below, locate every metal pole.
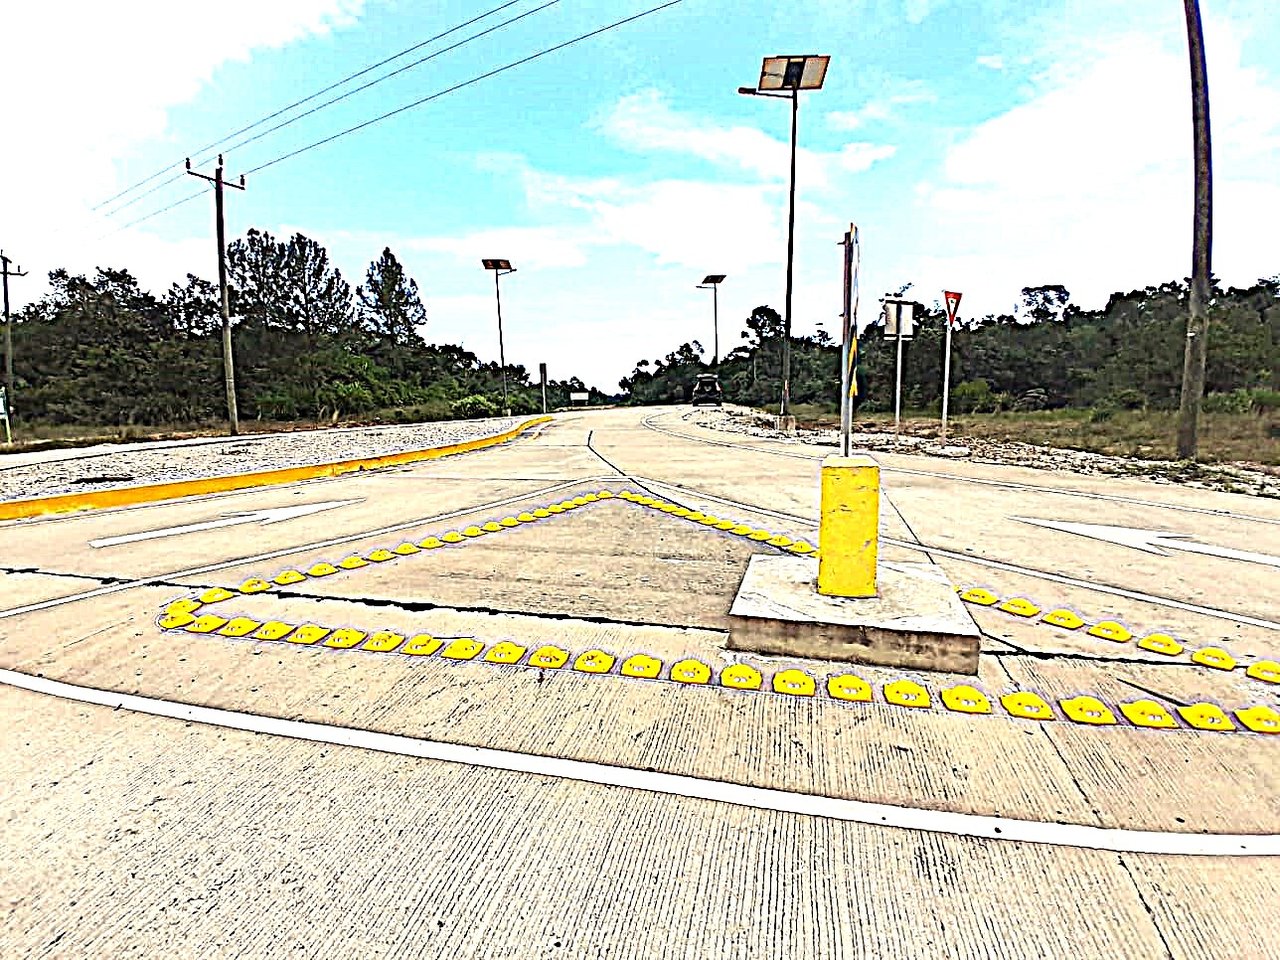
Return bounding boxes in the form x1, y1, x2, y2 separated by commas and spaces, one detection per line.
1, 257, 12, 413
1176, 0, 1213, 461
494, 270, 509, 415
780, 88, 798, 417
894, 332, 904, 434
839, 228, 854, 457
941, 321, 954, 442
712, 282, 719, 366
539, 362, 548, 415
213, 165, 239, 436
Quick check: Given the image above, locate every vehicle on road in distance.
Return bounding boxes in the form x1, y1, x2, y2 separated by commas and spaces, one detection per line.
690, 373, 724, 406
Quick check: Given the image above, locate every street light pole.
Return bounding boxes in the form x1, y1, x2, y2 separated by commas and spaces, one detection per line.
482, 259, 516, 416
697, 274, 726, 365
739, 54, 829, 419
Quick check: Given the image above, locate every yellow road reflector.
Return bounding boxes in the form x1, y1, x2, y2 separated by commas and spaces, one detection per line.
481, 522, 503, 533
721, 664, 763, 690
714, 520, 736, 531
729, 524, 754, 536
787, 540, 817, 555
672, 507, 692, 518
685, 511, 706, 521
307, 562, 339, 578
339, 556, 369, 570
1245, 660, 1280, 684
499, 517, 520, 528
238, 578, 272, 594
884, 679, 930, 708
1119, 699, 1178, 729
392, 543, 420, 555
1087, 621, 1132, 643
1001, 691, 1054, 721
767, 535, 794, 547
484, 641, 526, 664
324, 628, 367, 649
165, 598, 202, 616
998, 597, 1040, 618
582, 494, 599, 503
529, 645, 569, 669
596, 490, 614, 499
441, 638, 483, 660
1177, 702, 1235, 732
941, 684, 991, 714
699, 515, 721, 526
671, 659, 711, 684
367, 548, 396, 562
185, 614, 230, 634
462, 526, 485, 537
635, 497, 655, 506
362, 631, 404, 653
572, 496, 591, 507
1137, 633, 1184, 656
773, 669, 816, 696
403, 635, 443, 656
516, 513, 537, 523
1060, 695, 1118, 726
273, 570, 306, 585
419, 536, 445, 549
959, 588, 999, 606
1041, 608, 1085, 630
251, 621, 295, 641
1235, 705, 1280, 734
746, 529, 774, 541
532, 509, 552, 518
199, 587, 237, 604
218, 617, 262, 638
573, 650, 615, 674
1190, 647, 1236, 671
547, 505, 565, 514
288, 625, 330, 645
828, 674, 873, 703
621, 654, 662, 679
441, 531, 465, 543
158, 611, 197, 630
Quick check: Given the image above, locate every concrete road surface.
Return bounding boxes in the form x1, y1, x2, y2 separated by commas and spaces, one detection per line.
1, 406, 1277, 958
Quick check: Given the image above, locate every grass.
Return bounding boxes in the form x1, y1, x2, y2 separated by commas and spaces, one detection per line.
783, 404, 1279, 466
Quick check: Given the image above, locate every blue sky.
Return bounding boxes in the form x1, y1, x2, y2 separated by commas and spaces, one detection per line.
3, 0, 1278, 391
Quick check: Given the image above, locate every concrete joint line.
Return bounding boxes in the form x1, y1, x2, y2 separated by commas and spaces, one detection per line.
3, 667, 1274, 858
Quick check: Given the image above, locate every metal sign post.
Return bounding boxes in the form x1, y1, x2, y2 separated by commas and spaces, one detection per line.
0, 386, 10, 445
539, 362, 548, 415
882, 298, 915, 434
941, 290, 963, 442
838, 225, 859, 457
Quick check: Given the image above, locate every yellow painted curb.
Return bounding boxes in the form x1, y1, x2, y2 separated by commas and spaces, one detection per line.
0, 417, 552, 521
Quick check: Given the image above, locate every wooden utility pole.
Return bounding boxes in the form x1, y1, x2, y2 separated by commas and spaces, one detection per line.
1176, 0, 1213, 460
1, 251, 29, 425
187, 155, 246, 436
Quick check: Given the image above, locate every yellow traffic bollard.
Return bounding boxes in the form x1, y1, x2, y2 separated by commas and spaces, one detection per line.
817, 455, 879, 598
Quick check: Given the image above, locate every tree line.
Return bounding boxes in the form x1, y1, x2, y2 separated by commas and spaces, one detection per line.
620, 278, 1280, 416
7, 229, 606, 427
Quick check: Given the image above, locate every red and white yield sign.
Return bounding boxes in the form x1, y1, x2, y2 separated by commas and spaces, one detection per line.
944, 291, 963, 327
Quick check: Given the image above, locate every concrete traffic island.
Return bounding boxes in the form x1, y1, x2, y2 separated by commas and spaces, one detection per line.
728, 454, 981, 674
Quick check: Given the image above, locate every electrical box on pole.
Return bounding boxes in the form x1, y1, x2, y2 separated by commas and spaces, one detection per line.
882, 297, 916, 433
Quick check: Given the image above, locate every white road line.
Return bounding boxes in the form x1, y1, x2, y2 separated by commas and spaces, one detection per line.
634, 476, 1280, 632
0, 476, 622, 621
3, 667, 1273, 858
640, 413, 1280, 525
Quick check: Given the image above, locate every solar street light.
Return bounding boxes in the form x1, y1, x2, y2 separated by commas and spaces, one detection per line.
696, 274, 727, 364
482, 258, 517, 414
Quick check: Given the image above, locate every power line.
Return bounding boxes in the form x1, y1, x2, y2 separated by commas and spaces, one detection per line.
117, 1, 684, 234
93, 0, 530, 214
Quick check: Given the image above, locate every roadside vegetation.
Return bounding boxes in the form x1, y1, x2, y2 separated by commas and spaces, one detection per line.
619, 279, 1279, 465
3, 231, 608, 445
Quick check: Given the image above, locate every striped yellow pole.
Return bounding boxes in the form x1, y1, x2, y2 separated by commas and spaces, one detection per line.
817, 454, 879, 598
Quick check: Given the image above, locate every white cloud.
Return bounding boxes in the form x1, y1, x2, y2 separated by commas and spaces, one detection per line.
902, 16, 1280, 321
825, 81, 935, 132
0, 1, 367, 305
976, 54, 1005, 70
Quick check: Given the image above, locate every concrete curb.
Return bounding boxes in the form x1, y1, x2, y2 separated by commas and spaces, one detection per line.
0, 416, 552, 521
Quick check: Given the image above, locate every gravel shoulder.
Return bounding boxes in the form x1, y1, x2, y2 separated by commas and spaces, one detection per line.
0, 416, 526, 502
691, 408, 1280, 499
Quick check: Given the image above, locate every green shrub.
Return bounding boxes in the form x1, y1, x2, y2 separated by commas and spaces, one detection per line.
952, 379, 994, 413
450, 394, 499, 419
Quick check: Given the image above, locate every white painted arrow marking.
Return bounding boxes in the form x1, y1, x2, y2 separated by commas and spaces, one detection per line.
89, 499, 362, 548
1014, 517, 1280, 568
